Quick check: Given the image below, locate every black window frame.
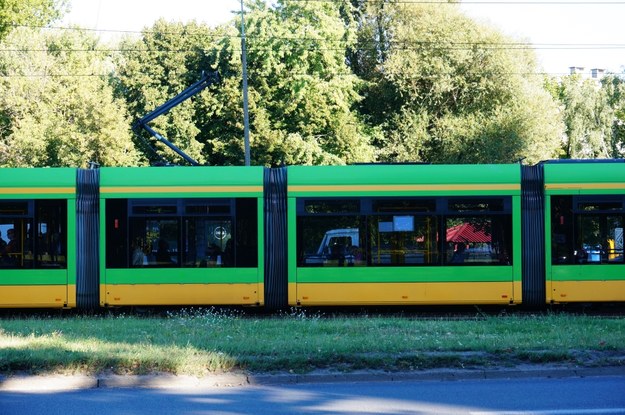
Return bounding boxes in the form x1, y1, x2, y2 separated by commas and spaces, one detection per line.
105, 197, 258, 269
0, 199, 68, 269
296, 196, 513, 267
551, 195, 625, 265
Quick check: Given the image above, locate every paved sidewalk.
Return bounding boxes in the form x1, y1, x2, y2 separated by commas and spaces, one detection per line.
1, 366, 623, 391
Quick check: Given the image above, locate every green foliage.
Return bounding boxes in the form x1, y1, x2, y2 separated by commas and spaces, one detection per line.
549, 74, 623, 159
353, 1, 563, 164
375, 108, 429, 162
0, 27, 140, 167
118, 1, 374, 166
0, 29, 137, 167
601, 74, 625, 158
116, 19, 218, 165
2, 0, 619, 167
244, 0, 373, 164
0, 0, 65, 40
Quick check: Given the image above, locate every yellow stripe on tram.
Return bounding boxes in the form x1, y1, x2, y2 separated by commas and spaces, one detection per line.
0, 187, 75, 195
545, 183, 625, 191
101, 185, 263, 194
288, 184, 520, 193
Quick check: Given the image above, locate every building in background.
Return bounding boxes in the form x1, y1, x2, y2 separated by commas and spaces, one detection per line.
569, 66, 606, 81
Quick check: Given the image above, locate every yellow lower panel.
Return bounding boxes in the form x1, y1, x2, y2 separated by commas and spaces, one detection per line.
551, 280, 625, 303
0, 285, 68, 308
67, 284, 76, 308
257, 282, 265, 305
294, 282, 515, 306
289, 282, 297, 306
103, 283, 262, 306
513, 281, 522, 304
546, 280, 552, 303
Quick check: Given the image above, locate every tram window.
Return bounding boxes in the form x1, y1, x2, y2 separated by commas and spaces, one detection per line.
296, 196, 513, 268
129, 219, 179, 267
0, 200, 67, 269
551, 196, 575, 264
551, 196, 624, 265
106, 198, 258, 268
182, 218, 232, 267
132, 205, 177, 215
34, 200, 67, 269
444, 216, 512, 265
0, 202, 29, 215
186, 204, 230, 215
298, 216, 365, 267
579, 202, 622, 211
575, 215, 623, 264
106, 199, 128, 268
233, 198, 258, 267
368, 215, 438, 266
609, 219, 625, 264
0, 219, 33, 268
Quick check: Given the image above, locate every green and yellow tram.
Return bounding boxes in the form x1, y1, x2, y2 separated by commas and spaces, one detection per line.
0, 160, 622, 309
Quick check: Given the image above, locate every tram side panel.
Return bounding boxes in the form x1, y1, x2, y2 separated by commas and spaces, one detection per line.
99, 166, 265, 307
0, 168, 76, 308
287, 164, 523, 306
544, 161, 625, 303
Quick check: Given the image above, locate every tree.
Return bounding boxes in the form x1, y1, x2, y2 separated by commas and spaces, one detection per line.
116, 19, 219, 165
240, 0, 373, 165
601, 74, 625, 158
0, 27, 140, 167
550, 74, 614, 159
118, 1, 374, 166
0, 0, 66, 40
350, 1, 563, 164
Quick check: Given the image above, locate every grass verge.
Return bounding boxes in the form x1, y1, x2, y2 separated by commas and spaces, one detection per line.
0, 309, 624, 376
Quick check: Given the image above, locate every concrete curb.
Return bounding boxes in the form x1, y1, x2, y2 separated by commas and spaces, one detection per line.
1, 366, 623, 391
0, 374, 98, 391
247, 366, 625, 385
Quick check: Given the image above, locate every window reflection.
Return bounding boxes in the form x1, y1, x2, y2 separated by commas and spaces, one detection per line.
369, 215, 438, 265
445, 217, 511, 265
551, 196, 624, 264
0, 200, 67, 269
130, 219, 179, 267
106, 198, 257, 269
299, 216, 364, 267
297, 197, 513, 267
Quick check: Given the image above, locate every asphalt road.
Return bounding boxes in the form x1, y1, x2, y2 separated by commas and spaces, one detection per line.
1, 375, 624, 415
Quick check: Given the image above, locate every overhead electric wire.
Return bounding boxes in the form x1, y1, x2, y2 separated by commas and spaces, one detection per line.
6, 22, 625, 51
2, 39, 625, 53
3, 3, 622, 80
2, 38, 622, 78
286, 0, 625, 4
7, 23, 625, 48
0, 70, 600, 79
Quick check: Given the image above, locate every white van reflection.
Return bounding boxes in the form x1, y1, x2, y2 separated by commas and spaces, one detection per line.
304, 228, 359, 266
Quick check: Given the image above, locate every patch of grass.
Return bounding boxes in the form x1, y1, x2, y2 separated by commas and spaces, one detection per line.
0, 309, 623, 375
